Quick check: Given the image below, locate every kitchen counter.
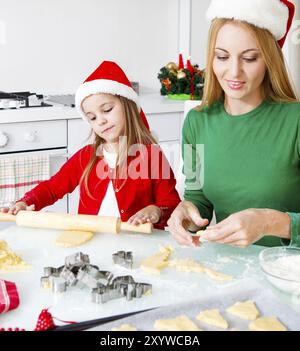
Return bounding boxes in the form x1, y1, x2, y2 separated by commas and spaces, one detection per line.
0, 93, 185, 124
0, 225, 298, 330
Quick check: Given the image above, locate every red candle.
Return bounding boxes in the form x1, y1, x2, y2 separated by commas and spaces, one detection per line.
187, 56, 194, 75
178, 53, 184, 70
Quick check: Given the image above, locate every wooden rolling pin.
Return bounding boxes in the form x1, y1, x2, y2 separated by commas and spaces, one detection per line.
0, 211, 153, 234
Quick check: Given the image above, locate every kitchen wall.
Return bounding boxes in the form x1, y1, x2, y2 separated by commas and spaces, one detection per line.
0, 0, 299, 96
0, 0, 181, 94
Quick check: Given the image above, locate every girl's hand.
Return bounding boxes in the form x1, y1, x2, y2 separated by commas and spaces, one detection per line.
201, 208, 290, 248
0, 202, 35, 215
167, 201, 209, 247
128, 205, 161, 225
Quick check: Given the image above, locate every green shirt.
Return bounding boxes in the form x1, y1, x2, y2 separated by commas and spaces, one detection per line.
182, 99, 300, 247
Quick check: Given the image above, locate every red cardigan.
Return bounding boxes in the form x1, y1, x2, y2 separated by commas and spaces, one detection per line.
19, 145, 181, 229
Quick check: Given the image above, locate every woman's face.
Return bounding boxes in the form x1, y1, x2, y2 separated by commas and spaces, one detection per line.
82, 93, 126, 144
213, 22, 267, 103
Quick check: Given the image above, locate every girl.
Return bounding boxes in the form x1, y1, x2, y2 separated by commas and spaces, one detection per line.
168, 0, 300, 247
1, 61, 181, 229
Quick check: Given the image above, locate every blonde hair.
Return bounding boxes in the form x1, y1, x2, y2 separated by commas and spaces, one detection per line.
197, 18, 298, 111
80, 95, 157, 199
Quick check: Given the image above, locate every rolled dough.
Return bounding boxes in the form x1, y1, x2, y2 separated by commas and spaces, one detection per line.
55, 230, 94, 247
154, 315, 202, 331
249, 317, 287, 331
196, 309, 228, 329
226, 300, 260, 320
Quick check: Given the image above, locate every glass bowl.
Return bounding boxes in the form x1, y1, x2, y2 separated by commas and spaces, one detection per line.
259, 247, 300, 294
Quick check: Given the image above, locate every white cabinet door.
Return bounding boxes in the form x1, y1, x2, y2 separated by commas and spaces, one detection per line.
147, 113, 181, 142
67, 119, 92, 214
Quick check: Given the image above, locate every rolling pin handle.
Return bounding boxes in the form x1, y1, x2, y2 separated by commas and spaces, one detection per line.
120, 221, 153, 234
0, 212, 17, 222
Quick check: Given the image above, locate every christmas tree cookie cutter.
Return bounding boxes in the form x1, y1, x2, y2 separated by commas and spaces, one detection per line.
112, 251, 133, 269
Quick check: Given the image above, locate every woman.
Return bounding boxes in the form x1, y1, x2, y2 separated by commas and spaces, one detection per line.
168, 0, 300, 248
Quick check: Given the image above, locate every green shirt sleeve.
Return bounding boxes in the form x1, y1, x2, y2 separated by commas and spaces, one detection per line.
182, 111, 214, 222
283, 213, 300, 248
283, 119, 300, 248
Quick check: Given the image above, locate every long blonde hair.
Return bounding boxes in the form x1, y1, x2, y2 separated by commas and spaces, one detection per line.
197, 18, 298, 111
80, 95, 157, 199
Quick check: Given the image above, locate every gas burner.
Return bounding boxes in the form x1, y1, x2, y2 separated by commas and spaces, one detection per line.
0, 91, 52, 109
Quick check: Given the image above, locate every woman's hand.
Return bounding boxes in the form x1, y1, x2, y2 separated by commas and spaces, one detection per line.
0, 202, 35, 215
128, 205, 161, 225
167, 201, 209, 247
201, 208, 290, 248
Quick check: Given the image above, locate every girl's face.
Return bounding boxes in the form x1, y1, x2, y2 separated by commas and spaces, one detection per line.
82, 93, 126, 144
213, 22, 267, 103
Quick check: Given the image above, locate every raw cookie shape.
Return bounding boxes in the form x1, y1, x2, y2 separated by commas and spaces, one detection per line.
154, 315, 202, 331
111, 324, 138, 331
204, 268, 233, 282
249, 317, 287, 331
168, 257, 233, 281
55, 230, 94, 247
0, 239, 29, 272
168, 258, 205, 273
196, 309, 229, 329
141, 246, 173, 275
226, 300, 260, 320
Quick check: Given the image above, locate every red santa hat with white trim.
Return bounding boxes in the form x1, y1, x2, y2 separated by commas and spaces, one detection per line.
75, 61, 149, 130
206, 0, 295, 48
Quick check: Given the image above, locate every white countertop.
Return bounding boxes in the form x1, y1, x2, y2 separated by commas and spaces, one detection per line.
0, 224, 297, 330
0, 94, 185, 124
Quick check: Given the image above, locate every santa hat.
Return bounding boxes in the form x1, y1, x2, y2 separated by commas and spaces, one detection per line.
75, 61, 149, 129
206, 0, 295, 48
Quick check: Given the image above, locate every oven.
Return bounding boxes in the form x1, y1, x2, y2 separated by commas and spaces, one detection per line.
0, 119, 69, 215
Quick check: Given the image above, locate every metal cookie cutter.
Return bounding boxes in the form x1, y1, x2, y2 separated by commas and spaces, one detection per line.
59, 266, 78, 287
65, 252, 90, 268
77, 267, 99, 289
112, 251, 133, 269
41, 274, 67, 293
91, 284, 124, 304
41, 266, 64, 290
91, 275, 152, 303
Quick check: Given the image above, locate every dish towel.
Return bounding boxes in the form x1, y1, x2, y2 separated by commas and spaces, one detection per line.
0, 280, 20, 314
0, 154, 50, 208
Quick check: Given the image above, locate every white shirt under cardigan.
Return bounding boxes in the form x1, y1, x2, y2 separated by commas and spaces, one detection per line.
97, 148, 120, 217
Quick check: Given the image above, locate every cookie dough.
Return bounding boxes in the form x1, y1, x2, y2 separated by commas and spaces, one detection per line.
226, 300, 260, 320
141, 246, 173, 275
196, 309, 228, 329
55, 230, 94, 247
0, 240, 29, 272
168, 257, 233, 281
111, 324, 138, 331
154, 315, 202, 331
204, 268, 233, 282
168, 258, 205, 273
249, 317, 287, 331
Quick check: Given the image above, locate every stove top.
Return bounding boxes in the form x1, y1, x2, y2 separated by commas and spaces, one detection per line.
0, 91, 52, 109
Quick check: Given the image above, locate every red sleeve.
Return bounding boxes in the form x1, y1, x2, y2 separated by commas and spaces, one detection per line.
17, 145, 93, 211
149, 145, 181, 229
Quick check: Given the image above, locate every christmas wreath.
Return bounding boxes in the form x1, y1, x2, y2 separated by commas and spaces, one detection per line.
158, 55, 205, 100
